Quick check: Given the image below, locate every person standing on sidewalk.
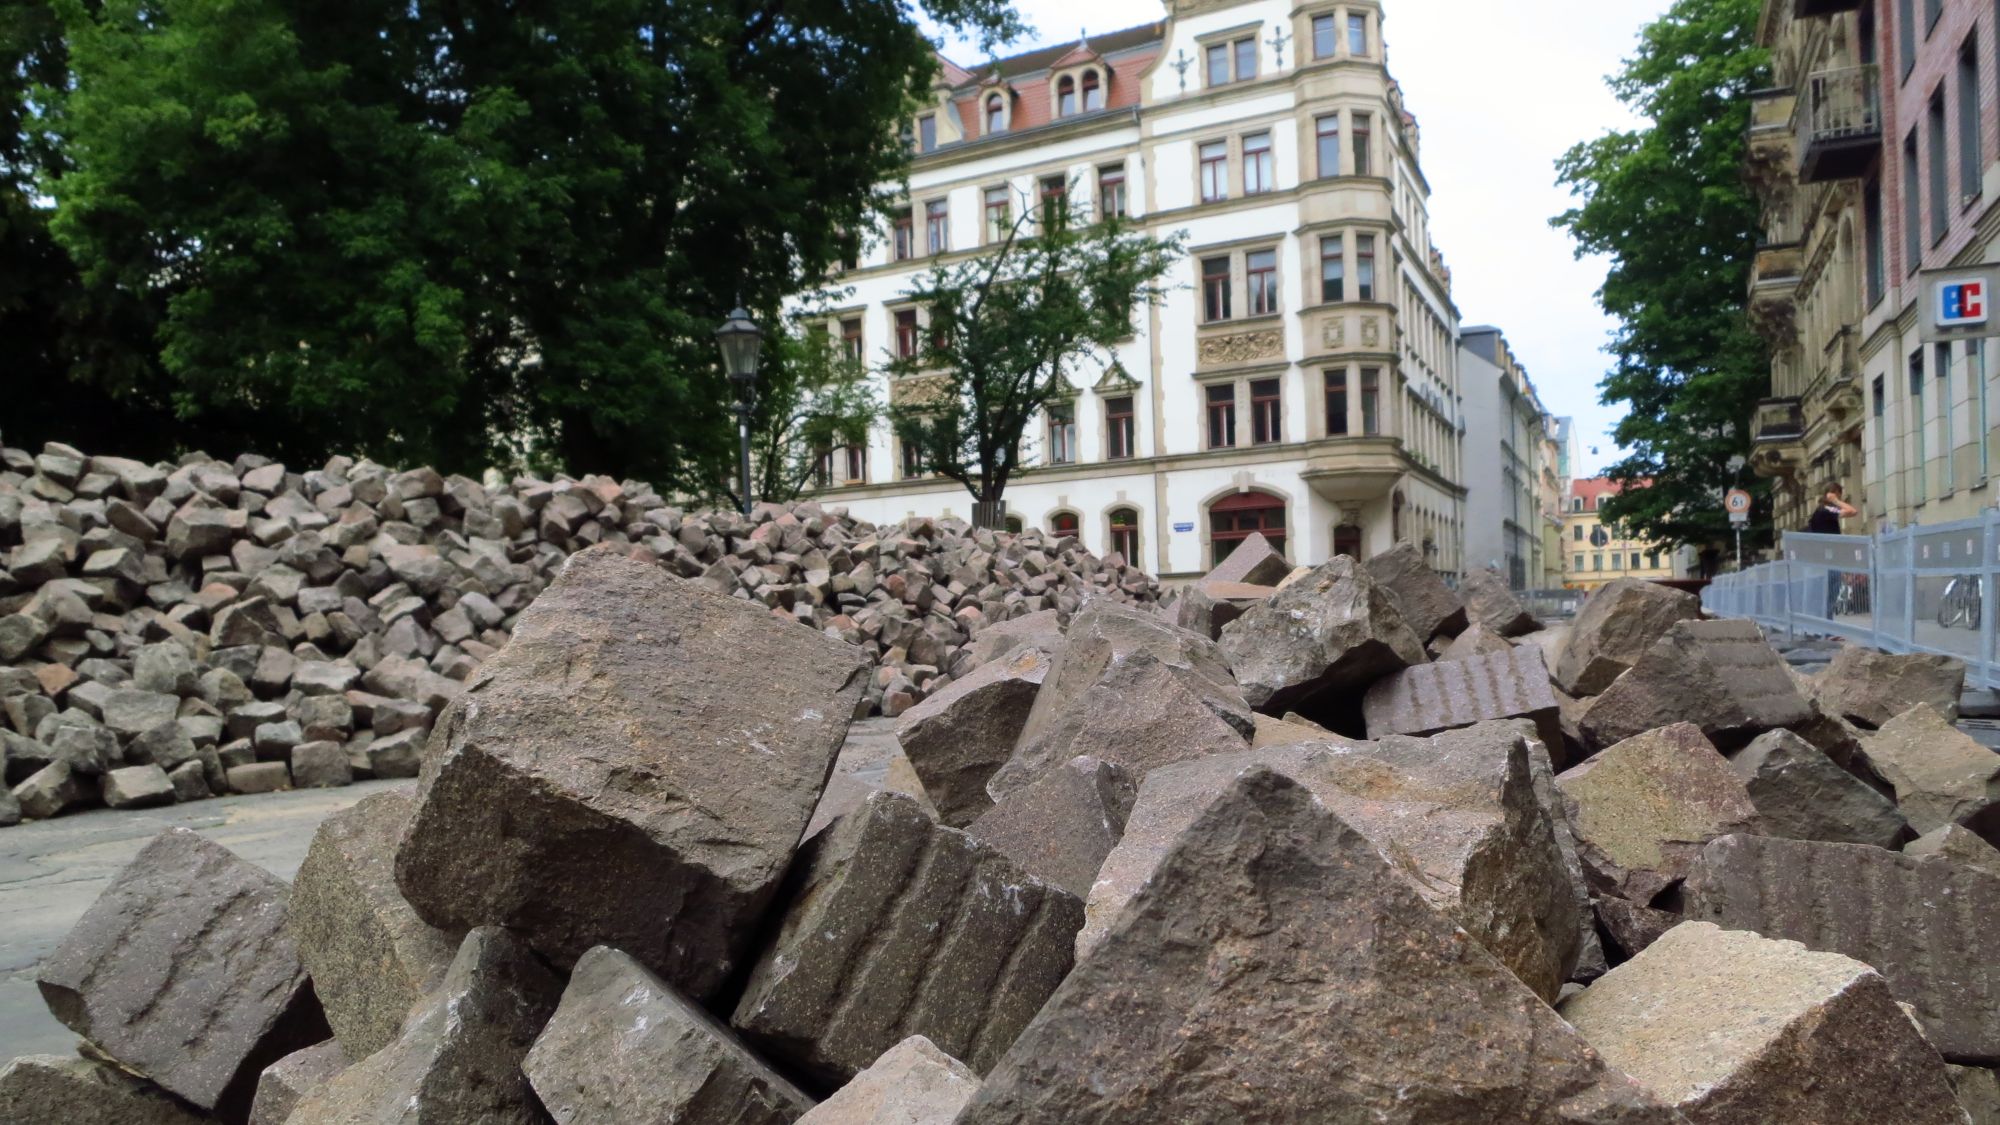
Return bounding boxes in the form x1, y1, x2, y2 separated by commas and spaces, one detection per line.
1806, 483, 1857, 534
1808, 483, 1858, 618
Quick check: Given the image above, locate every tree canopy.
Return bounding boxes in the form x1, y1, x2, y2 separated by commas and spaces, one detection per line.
21, 0, 1021, 486
721, 318, 880, 509
2, 0, 187, 459
890, 189, 1183, 526
1552, 0, 1771, 554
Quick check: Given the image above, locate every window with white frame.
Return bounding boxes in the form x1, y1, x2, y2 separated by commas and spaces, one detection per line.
1199, 140, 1229, 202
984, 186, 1011, 242
1243, 132, 1273, 195
1247, 249, 1279, 315
1048, 403, 1076, 464
1205, 36, 1257, 87
1312, 14, 1336, 60
1098, 164, 1126, 219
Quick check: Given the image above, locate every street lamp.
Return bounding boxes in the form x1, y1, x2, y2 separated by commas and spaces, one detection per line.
715, 306, 763, 516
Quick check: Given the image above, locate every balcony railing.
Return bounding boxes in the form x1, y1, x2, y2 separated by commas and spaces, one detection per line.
1748, 243, 1803, 345
1794, 0, 1864, 17
1753, 397, 1807, 444
1797, 64, 1882, 183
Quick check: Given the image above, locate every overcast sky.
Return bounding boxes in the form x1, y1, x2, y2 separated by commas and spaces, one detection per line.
937, 0, 1673, 476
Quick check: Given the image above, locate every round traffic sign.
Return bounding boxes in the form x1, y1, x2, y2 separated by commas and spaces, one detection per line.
1725, 489, 1751, 514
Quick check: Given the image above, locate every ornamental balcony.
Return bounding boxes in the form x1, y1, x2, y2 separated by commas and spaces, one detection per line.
1794, 0, 1864, 15
1750, 397, 1807, 481
1796, 65, 1882, 183
1300, 436, 1406, 504
1745, 88, 1798, 201
1747, 242, 1803, 346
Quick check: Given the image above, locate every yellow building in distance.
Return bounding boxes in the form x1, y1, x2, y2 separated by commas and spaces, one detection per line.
1561, 477, 1679, 591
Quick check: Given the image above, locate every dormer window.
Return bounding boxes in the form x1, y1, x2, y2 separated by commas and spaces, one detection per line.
1052, 66, 1104, 119
985, 95, 1006, 134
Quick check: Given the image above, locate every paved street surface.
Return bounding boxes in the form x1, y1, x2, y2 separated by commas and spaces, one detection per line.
0, 780, 409, 1062
1820, 612, 1986, 662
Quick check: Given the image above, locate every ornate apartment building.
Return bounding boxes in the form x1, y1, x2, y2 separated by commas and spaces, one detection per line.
1748, 2, 1873, 532
801, 0, 1467, 581
1561, 478, 1686, 592
1538, 417, 1573, 589
1750, 0, 2000, 533
1460, 327, 1552, 588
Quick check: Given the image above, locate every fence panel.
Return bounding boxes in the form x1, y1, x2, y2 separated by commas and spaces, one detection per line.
1702, 521, 2000, 689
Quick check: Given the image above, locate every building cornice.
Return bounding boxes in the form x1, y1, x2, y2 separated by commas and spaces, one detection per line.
806, 433, 1465, 504
912, 107, 1141, 169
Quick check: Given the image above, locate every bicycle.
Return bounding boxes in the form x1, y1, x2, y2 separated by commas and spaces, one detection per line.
1832, 573, 1869, 618
1937, 573, 1983, 630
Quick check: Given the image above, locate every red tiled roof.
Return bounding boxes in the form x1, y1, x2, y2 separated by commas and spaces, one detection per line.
955, 47, 1156, 142
1570, 476, 1651, 512
951, 23, 1164, 80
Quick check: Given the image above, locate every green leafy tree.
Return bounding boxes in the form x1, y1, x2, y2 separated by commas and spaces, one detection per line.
708, 318, 881, 509
1, 0, 183, 458
1552, 0, 1771, 556
39, 0, 1021, 484
890, 189, 1183, 527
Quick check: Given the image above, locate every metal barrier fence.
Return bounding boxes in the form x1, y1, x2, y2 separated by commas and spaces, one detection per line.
1701, 513, 2000, 688
1520, 589, 1586, 622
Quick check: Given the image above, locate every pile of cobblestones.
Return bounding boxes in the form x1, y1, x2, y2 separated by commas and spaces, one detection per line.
0, 439, 1154, 822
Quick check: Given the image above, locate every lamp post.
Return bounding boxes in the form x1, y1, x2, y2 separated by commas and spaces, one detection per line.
715, 306, 764, 516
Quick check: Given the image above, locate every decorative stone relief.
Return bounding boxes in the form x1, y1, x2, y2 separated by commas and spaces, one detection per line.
1360, 317, 1381, 348
889, 374, 952, 408
1197, 329, 1284, 367
1321, 319, 1345, 349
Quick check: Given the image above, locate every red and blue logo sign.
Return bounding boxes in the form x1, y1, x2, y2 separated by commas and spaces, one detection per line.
1937, 279, 1988, 328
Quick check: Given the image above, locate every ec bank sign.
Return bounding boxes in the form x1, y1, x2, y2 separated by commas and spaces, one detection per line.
1921, 266, 1997, 342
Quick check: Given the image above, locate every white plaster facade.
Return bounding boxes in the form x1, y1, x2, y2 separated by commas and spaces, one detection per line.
1460, 327, 1547, 589
799, 0, 1466, 582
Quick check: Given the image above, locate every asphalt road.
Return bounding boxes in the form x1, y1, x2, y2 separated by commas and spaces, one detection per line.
0, 780, 409, 1062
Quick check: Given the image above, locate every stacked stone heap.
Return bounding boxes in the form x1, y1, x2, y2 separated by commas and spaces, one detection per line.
4, 528, 2000, 1124
0, 439, 1155, 824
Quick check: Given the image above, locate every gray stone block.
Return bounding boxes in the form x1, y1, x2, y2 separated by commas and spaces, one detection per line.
1685, 832, 2000, 1063
897, 645, 1051, 827
524, 945, 814, 1125
1361, 644, 1562, 750
395, 545, 866, 1000
1560, 921, 1966, 1124
288, 927, 558, 1125
249, 1041, 348, 1125
959, 768, 1677, 1122
36, 828, 327, 1118
0, 1054, 208, 1124
288, 790, 460, 1059
733, 790, 1082, 1084
100, 764, 175, 809
1218, 556, 1426, 717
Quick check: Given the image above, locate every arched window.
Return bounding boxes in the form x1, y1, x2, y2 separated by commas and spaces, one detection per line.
1004, 514, 1024, 534
1052, 511, 1080, 538
1082, 70, 1104, 111
1056, 76, 1077, 117
1109, 508, 1140, 564
986, 95, 1006, 134
1209, 491, 1286, 567
1332, 523, 1364, 560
